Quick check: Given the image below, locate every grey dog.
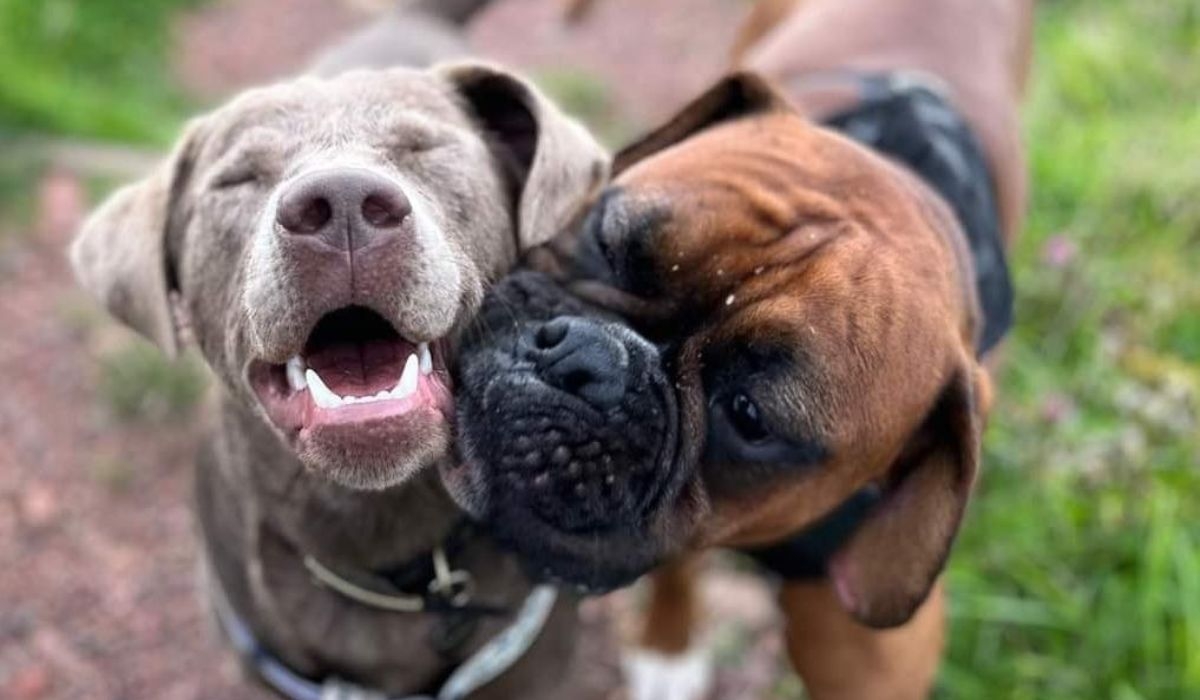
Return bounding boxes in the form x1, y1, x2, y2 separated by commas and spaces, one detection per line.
70, 12, 610, 696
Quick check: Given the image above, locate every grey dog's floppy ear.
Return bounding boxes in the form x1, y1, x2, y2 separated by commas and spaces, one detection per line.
829, 361, 989, 628
439, 61, 609, 250
70, 121, 204, 357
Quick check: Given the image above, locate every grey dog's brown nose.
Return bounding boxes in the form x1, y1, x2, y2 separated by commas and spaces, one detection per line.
275, 169, 412, 251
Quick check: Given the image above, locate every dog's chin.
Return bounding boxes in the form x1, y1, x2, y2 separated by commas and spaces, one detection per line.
449, 360, 686, 589
299, 414, 450, 490
441, 457, 670, 593
502, 508, 670, 593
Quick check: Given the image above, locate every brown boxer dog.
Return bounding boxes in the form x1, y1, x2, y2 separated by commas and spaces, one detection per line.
448, 0, 1032, 697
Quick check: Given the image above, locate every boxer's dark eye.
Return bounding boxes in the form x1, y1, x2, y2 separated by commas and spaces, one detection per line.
705, 387, 827, 476
727, 391, 771, 443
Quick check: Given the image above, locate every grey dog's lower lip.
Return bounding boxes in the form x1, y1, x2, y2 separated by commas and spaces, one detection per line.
297, 374, 453, 431
248, 351, 453, 438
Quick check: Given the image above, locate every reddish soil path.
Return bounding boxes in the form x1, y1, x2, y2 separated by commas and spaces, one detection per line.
0, 176, 260, 699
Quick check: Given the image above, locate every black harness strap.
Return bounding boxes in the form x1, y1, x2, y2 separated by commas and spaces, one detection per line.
742, 487, 882, 580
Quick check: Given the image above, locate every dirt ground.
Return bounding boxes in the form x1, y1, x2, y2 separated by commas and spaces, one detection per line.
0, 1, 794, 698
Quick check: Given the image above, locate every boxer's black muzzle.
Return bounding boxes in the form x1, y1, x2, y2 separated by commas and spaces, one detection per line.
448, 271, 683, 591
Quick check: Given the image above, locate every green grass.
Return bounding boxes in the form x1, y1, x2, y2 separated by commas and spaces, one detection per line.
0, 0, 199, 144
534, 67, 638, 147
0, 0, 199, 243
940, 1, 1200, 697
0, 143, 41, 238
97, 341, 208, 423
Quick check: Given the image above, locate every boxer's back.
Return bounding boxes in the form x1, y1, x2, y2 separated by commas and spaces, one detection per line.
739, 0, 1033, 242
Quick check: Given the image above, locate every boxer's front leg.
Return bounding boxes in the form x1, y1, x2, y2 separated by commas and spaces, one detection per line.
781, 577, 946, 700
624, 554, 713, 700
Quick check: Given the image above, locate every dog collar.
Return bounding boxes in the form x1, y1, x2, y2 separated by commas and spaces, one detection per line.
302, 545, 477, 614
211, 565, 559, 700
299, 521, 505, 618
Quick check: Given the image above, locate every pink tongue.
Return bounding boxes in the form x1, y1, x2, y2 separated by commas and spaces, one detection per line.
305, 338, 413, 397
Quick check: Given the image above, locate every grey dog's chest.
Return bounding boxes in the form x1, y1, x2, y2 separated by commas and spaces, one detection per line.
193, 435, 529, 693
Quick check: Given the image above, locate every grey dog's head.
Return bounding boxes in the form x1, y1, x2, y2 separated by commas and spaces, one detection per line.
72, 63, 607, 490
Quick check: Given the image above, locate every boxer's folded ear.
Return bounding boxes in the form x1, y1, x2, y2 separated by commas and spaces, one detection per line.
828, 361, 990, 628
614, 71, 791, 174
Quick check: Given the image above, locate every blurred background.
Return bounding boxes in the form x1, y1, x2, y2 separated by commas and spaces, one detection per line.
0, 0, 1196, 698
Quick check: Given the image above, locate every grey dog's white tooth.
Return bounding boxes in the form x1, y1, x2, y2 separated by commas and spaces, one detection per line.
418, 342, 432, 375
306, 369, 343, 409
286, 356, 307, 392
391, 354, 419, 400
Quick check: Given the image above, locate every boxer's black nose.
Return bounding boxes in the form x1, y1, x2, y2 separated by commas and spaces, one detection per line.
524, 318, 629, 409
275, 168, 412, 251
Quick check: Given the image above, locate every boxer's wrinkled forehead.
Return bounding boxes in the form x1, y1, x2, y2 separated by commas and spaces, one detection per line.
578, 167, 845, 338
572, 183, 852, 490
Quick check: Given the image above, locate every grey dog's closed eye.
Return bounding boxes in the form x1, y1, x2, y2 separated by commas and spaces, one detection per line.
204, 128, 287, 191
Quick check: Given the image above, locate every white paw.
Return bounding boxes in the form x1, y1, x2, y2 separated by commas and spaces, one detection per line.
622, 647, 713, 700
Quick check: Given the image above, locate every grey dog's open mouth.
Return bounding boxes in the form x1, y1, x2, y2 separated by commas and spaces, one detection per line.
249, 306, 453, 437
